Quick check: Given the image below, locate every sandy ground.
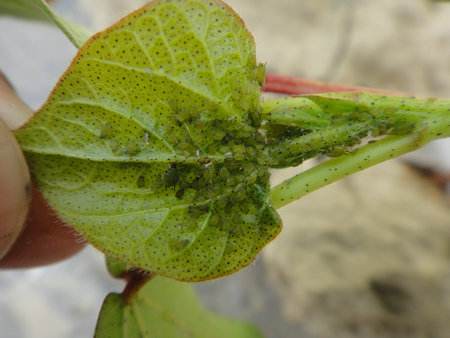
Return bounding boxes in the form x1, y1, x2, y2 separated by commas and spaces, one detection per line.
0, 1, 449, 337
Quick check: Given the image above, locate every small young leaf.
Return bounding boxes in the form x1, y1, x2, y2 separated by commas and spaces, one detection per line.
16, 0, 281, 281
0, 0, 90, 47
95, 276, 264, 338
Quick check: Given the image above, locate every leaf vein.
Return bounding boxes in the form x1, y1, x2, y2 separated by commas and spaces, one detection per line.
83, 57, 224, 107
57, 98, 176, 153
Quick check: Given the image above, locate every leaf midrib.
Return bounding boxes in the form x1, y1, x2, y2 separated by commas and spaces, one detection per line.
21, 145, 233, 164
52, 180, 253, 219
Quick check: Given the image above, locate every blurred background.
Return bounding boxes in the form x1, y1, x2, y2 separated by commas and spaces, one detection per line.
0, 0, 449, 337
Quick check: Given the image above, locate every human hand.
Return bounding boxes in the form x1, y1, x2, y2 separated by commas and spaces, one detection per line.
0, 72, 85, 267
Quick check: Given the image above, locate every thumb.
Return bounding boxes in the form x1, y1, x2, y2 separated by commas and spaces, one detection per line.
0, 72, 32, 260
0, 120, 31, 260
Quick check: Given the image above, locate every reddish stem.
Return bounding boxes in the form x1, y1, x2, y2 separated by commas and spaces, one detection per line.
263, 73, 391, 95
122, 269, 153, 303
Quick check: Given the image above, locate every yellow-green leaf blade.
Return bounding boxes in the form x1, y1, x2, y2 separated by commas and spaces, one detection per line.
16, 0, 280, 281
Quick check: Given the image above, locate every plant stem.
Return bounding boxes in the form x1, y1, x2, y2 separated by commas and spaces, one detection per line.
263, 73, 389, 95
122, 270, 153, 304
271, 134, 440, 209
35, 0, 90, 48
267, 93, 450, 209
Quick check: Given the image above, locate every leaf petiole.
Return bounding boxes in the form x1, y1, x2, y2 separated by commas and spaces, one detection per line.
268, 93, 450, 209
271, 134, 423, 208
31, 0, 90, 48
0, 0, 90, 48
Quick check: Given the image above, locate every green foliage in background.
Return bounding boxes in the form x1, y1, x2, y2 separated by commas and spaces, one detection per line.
0, 0, 89, 47
0, 0, 49, 21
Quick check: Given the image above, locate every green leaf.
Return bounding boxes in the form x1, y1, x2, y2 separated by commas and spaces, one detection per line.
16, 0, 281, 281
0, 0, 48, 21
95, 276, 264, 338
0, 0, 90, 47
95, 294, 124, 338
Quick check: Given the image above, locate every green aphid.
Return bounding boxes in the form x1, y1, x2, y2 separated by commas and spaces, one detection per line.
169, 238, 191, 251
124, 142, 141, 156
164, 165, 179, 187
246, 172, 258, 185
209, 214, 220, 227
109, 140, 121, 154
197, 157, 211, 166
175, 188, 185, 199
211, 128, 226, 141
392, 118, 415, 135
177, 108, 192, 122
143, 132, 150, 144
231, 144, 246, 160
188, 204, 209, 218
219, 167, 230, 181
99, 123, 114, 139
185, 171, 198, 184
234, 189, 247, 202
229, 226, 243, 237
137, 175, 146, 188
178, 141, 195, 155
328, 146, 349, 158
202, 165, 215, 184
255, 63, 266, 86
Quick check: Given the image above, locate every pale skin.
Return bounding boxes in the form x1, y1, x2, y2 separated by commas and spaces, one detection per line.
0, 72, 84, 267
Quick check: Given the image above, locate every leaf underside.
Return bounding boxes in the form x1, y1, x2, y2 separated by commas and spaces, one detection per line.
16, 0, 281, 281
95, 277, 263, 338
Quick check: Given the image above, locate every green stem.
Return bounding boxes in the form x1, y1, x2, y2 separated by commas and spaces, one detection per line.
262, 93, 450, 131
267, 92, 450, 209
36, 0, 90, 48
2, 0, 91, 48
271, 134, 428, 209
